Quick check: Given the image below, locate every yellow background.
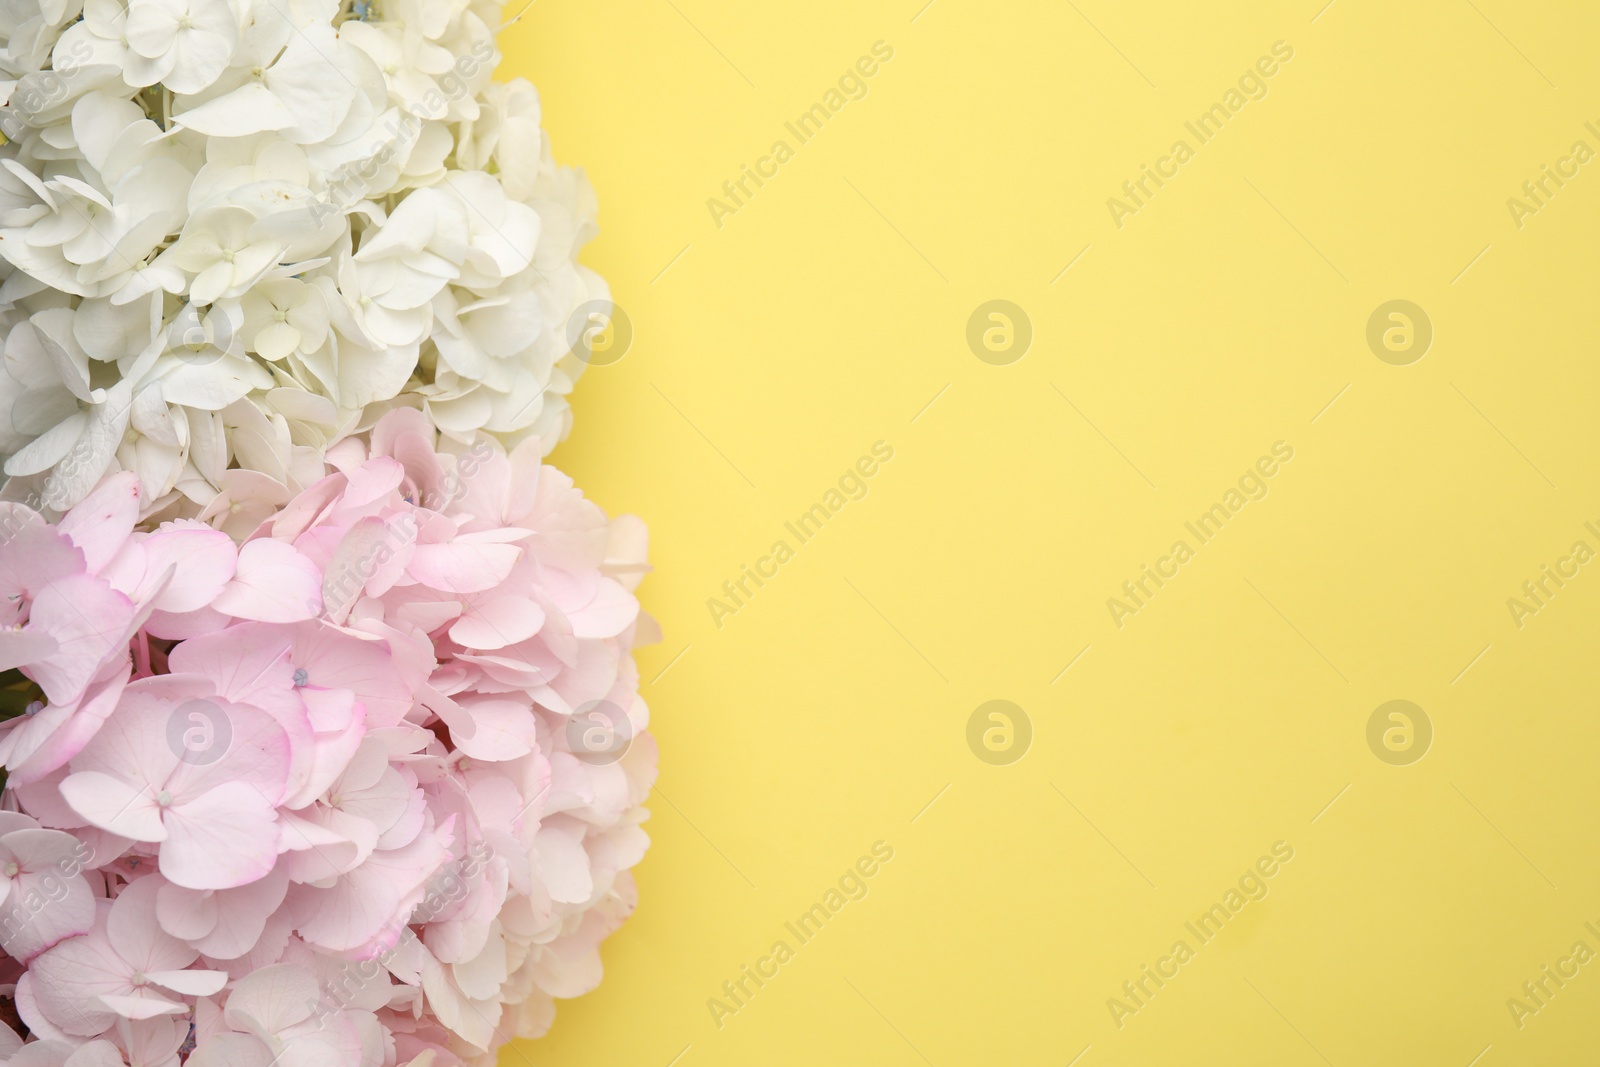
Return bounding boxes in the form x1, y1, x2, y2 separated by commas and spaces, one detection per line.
505, 1, 1600, 1064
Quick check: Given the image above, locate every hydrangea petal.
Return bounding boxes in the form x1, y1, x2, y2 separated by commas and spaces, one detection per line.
211, 539, 321, 622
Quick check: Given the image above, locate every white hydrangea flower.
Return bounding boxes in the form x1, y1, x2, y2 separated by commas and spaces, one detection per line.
123, 0, 238, 93
0, 0, 609, 515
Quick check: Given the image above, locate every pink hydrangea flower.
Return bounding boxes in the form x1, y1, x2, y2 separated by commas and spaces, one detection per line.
0, 409, 654, 1064
59, 680, 291, 891
25, 877, 227, 1036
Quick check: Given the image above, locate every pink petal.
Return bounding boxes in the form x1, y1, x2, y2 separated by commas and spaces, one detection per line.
186, 1034, 277, 1067
95, 993, 188, 1020
291, 621, 415, 727
564, 578, 639, 639
140, 604, 234, 642
419, 952, 499, 1050
448, 595, 544, 650
64, 681, 186, 789
534, 821, 592, 905
0, 629, 58, 672
0, 868, 95, 963
57, 471, 139, 573
292, 827, 446, 952
406, 541, 519, 595
166, 701, 291, 808
416, 687, 475, 743
0, 511, 82, 607
11, 972, 70, 1043
270, 471, 349, 543
122, 1017, 187, 1065
146, 968, 228, 996
222, 962, 319, 1035
394, 598, 463, 634
168, 627, 298, 721
521, 465, 609, 571
211, 539, 321, 622
276, 809, 362, 882
58, 772, 165, 842
299, 686, 359, 734
7, 766, 88, 830
282, 706, 365, 811
340, 767, 417, 846
23, 574, 136, 705
7, 673, 130, 785
155, 880, 218, 941
30, 924, 126, 1036
57, 1039, 127, 1067
159, 783, 280, 890
340, 456, 405, 507
527, 925, 604, 999
172, 864, 287, 960
452, 934, 509, 1000
1, 827, 86, 873
547, 640, 620, 712
0, 812, 40, 835
106, 876, 195, 974
321, 515, 412, 622
450, 698, 535, 762
133, 525, 239, 613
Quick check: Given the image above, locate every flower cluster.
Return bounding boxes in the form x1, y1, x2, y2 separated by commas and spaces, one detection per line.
0, 408, 656, 1065
0, 0, 609, 517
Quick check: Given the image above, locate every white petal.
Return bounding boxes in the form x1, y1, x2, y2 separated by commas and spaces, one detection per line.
174, 83, 294, 137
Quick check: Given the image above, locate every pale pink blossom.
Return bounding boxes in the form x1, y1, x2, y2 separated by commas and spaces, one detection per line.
27, 877, 227, 1036
186, 964, 364, 1067
58, 680, 290, 890
0, 813, 95, 964
0, 408, 654, 1062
